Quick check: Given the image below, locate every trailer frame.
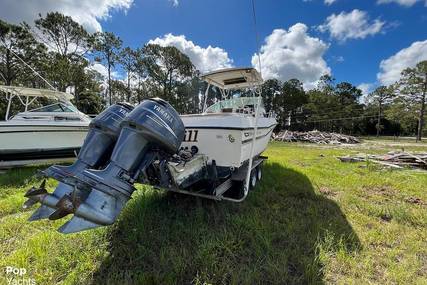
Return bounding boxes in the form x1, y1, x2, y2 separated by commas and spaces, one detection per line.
165, 155, 267, 202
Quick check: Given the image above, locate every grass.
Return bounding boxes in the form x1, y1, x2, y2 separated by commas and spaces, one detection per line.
0, 139, 426, 284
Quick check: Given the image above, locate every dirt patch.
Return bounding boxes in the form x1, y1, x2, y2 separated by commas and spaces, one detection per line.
361, 185, 396, 198
290, 160, 312, 167
416, 252, 427, 276
318, 186, 337, 197
405, 197, 426, 206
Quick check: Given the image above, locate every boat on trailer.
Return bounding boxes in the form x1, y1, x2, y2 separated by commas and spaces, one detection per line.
174, 67, 277, 200
0, 86, 90, 168
24, 67, 277, 233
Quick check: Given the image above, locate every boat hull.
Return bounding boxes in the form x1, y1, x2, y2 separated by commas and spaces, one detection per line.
0, 124, 88, 161
0, 113, 277, 168
180, 114, 276, 168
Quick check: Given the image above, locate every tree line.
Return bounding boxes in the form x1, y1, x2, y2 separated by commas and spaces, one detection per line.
260, 61, 426, 141
0, 13, 426, 140
0, 12, 200, 116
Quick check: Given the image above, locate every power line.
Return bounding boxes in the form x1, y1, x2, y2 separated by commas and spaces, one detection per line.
295, 108, 367, 117
304, 114, 383, 123
299, 105, 360, 112
301, 104, 366, 113
286, 106, 370, 119
266, 102, 369, 118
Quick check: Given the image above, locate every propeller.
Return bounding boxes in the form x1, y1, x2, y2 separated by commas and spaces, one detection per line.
48, 194, 75, 220
23, 180, 48, 209
24, 180, 47, 198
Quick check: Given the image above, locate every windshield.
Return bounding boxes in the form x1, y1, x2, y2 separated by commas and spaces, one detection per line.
29, 103, 78, 113
205, 97, 264, 113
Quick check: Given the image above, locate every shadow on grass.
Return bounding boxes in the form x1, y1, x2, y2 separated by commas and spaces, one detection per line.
0, 165, 44, 187
92, 162, 360, 285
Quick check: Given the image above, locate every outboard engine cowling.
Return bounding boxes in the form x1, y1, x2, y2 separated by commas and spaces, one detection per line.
57, 98, 185, 233
24, 103, 133, 221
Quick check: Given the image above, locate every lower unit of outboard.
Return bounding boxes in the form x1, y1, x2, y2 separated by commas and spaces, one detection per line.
54, 98, 185, 233
24, 103, 134, 221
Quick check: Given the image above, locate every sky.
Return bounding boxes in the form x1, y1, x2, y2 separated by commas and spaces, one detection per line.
1, 0, 427, 94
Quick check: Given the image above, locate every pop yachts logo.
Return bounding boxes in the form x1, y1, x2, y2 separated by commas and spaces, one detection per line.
4, 266, 36, 285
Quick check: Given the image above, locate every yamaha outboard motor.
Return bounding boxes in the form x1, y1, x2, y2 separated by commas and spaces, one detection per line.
49, 98, 184, 234
24, 103, 133, 221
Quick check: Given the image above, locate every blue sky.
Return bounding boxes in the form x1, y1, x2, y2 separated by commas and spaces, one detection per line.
1, 0, 427, 93
102, 0, 427, 91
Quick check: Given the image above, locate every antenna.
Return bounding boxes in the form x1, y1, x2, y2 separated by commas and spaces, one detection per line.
251, 0, 262, 78
0, 40, 57, 90
243, 0, 264, 199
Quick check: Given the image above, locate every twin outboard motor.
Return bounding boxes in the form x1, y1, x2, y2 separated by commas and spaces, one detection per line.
24, 103, 134, 221
25, 98, 185, 234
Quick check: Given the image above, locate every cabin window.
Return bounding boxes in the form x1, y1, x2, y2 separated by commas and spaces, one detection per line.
54, 116, 81, 121
205, 97, 265, 114
30, 103, 76, 113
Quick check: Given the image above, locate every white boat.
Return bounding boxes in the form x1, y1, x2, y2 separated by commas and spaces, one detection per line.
181, 67, 277, 168
0, 86, 90, 166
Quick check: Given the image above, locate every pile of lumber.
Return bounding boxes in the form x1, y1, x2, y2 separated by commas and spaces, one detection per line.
273, 130, 360, 144
338, 151, 427, 170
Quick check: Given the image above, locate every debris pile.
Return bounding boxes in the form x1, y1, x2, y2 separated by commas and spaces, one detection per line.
273, 130, 360, 144
338, 151, 427, 171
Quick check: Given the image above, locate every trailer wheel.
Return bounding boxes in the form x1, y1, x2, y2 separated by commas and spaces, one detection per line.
256, 166, 262, 181
250, 171, 257, 189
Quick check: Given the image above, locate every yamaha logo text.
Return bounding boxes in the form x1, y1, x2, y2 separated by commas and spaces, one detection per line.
153, 105, 174, 124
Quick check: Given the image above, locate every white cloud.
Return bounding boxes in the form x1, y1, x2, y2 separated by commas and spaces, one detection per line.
148, 33, 233, 73
0, 0, 133, 33
357, 83, 375, 103
377, 40, 427, 85
88, 63, 109, 78
377, 0, 427, 7
332, 55, 345, 63
318, 9, 385, 41
357, 82, 374, 96
88, 63, 121, 80
169, 0, 179, 7
324, 0, 337, 5
252, 23, 330, 89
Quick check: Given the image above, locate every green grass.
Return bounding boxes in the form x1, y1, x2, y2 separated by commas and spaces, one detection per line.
1, 140, 426, 284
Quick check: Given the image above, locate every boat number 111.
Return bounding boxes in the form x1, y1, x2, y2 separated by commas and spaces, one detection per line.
184, 129, 198, 142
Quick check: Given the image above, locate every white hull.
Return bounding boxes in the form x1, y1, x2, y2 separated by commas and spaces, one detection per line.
180, 113, 276, 168
0, 123, 88, 161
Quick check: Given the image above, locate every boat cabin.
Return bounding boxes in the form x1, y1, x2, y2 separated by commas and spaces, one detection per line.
0, 85, 89, 122
201, 67, 265, 115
